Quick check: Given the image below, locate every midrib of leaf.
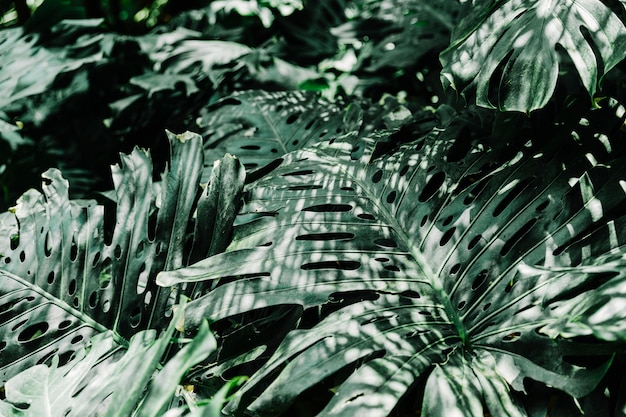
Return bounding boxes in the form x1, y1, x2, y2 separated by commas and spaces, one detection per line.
315, 141, 469, 344
6, 271, 124, 345
263, 111, 290, 155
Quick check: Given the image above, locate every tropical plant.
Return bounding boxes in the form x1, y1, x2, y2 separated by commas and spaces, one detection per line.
2, 0, 626, 416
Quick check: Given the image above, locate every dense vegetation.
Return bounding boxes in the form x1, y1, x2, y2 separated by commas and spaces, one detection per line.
2, 0, 626, 416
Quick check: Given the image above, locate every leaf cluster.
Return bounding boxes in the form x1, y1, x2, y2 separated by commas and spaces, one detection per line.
2, 1, 626, 416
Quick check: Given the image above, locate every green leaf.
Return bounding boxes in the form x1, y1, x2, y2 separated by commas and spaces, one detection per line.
158, 101, 626, 415
440, 0, 626, 112
0, 131, 204, 381
195, 90, 353, 180
0, 301, 217, 417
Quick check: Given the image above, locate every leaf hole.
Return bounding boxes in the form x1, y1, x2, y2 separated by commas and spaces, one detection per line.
372, 170, 383, 184
47, 271, 55, 284
374, 238, 398, 248
439, 227, 456, 246
535, 200, 549, 212
296, 233, 355, 241
386, 191, 397, 204
472, 269, 489, 290
18, 322, 49, 342
288, 184, 323, 191
449, 263, 461, 275
19, 251, 25, 262
357, 213, 376, 221
457, 300, 466, 310
89, 292, 98, 308
468, 234, 482, 250
282, 170, 315, 177
303, 203, 352, 213
399, 290, 420, 299
493, 178, 535, 217
399, 165, 410, 177
70, 237, 78, 261
502, 332, 521, 343
68, 280, 77, 296
442, 215, 453, 227
71, 335, 84, 344
301, 260, 361, 271
384, 265, 401, 272
419, 172, 445, 202
286, 112, 301, 124
129, 306, 142, 328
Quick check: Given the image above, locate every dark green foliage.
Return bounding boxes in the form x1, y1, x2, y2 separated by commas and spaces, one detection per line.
2, 1, 626, 416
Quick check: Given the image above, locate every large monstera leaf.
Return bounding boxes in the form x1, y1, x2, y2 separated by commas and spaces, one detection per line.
195, 90, 352, 181
0, 131, 244, 383
158, 103, 626, 416
440, 0, 626, 112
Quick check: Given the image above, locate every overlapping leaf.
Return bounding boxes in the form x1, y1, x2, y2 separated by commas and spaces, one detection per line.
440, 0, 626, 112
158, 102, 626, 415
195, 90, 352, 181
0, 303, 218, 417
0, 131, 209, 382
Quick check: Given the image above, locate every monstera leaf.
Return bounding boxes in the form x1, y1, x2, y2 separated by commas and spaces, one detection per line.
0, 303, 217, 417
0, 131, 244, 384
195, 90, 354, 181
158, 101, 626, 415
440, 0, 626, 112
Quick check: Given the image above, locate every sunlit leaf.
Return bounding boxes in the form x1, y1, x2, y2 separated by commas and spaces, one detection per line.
441, 0, 626, 112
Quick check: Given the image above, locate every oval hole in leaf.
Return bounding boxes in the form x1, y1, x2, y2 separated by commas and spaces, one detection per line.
70, 237, 78, 261
19, 251, 25, 262
502, 332, 522, 343
535, 200, 550, 212
386, 191, 397, 204
468, 234, 482, 250
500, 218, 538, 256
289, 184, 323, 191
44, 231, 52, 257
399, 290, 420, 299
286, 112, 301, 124
89, 291, 98, 308
303, 203, 352, 213
282, 170, 315, 177
47, 270, 55, 284
493, 177, 535, 217
419, 172, 445, 202
301, 260, 361, 270
10, 233, 19, 250
450, 263, 461, 275
68, 279, 76, 296
296, 232, 355, 241
463, 177, 490, 205
129, 306, 142, 328
374, 238, 398, 248
372, 169, 383, 184
18, 322, 49, 342
58, 319, 72, 330
439, 227, 456, 246
357, 213, 376, 221
472, 269, 489, 290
